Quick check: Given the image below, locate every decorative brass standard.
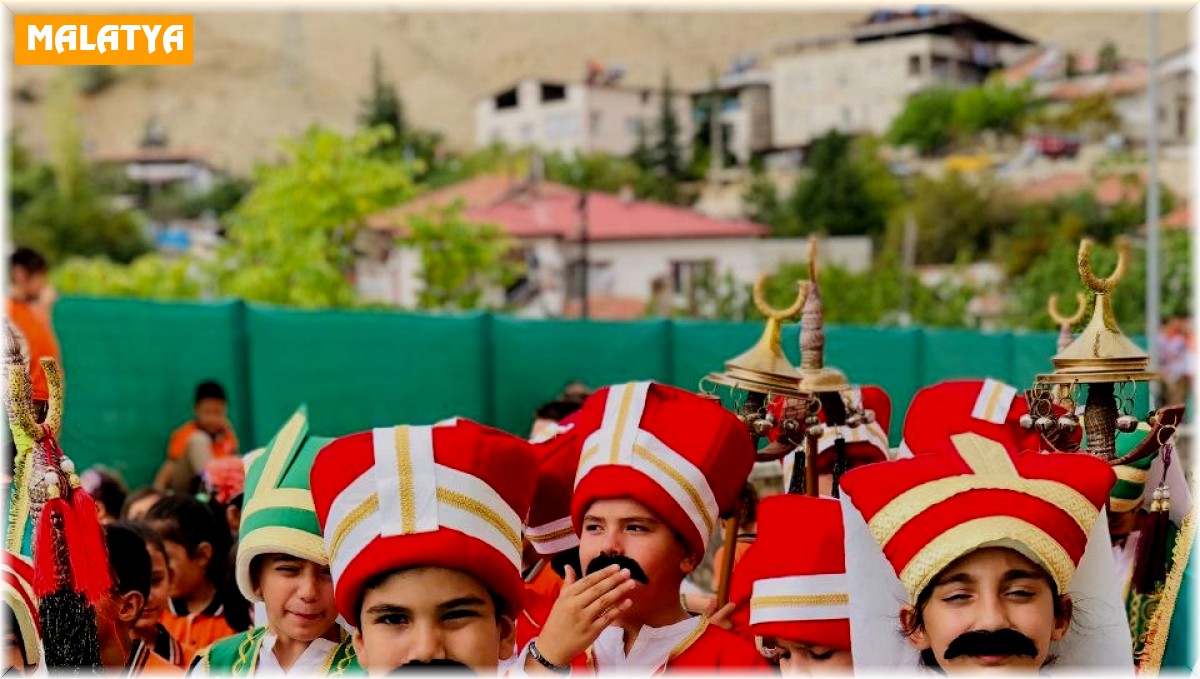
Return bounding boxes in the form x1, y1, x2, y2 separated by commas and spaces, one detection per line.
796, 238, 851, 395
5, 320, 65, 555
1033, 238, 1160, 461
704, 276, 810, 400
1048, 292, 1087, 354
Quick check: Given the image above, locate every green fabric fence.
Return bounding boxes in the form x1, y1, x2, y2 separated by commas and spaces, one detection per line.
44, 297, 1151, 488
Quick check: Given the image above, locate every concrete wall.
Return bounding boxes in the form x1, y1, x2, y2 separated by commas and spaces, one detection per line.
474, 79, 693, 155
771, 33, 996, 148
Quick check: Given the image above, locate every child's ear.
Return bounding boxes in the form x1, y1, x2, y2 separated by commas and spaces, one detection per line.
497, 614, 517, 661
119, 591, 146, 624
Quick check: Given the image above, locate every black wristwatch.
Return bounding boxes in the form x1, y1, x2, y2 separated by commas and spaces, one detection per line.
529, 640, 571, 675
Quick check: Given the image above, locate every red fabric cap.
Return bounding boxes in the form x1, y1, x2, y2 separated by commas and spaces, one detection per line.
840, 434, 1114, 599
527, 413, 582, 555
728, 495, 850, 650
902, 380, 1082, 456
311, 419, 538, 625
570, 382, 755, 559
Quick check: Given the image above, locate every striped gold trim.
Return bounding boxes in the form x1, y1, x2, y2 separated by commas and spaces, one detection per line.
1110, 496, 1145, 514
437, 486, 522, 555
236, 526, 330, 600
1114, 465, 1150, 484
329, 493, 379, 559
634, 444, 714, 535
579, 443, 599, 470
609, 385, 637, 465
394, 426, 417, 533
528, 525, 575, 543
253, 412, 305, 497
667, 617, 710, 663
1138, 508, 1195, 672
980, 382, 1006, 423
870, 433, 1097, 548
750, 593, 849, 609
899, 516, 1076, 601
243, 489, 316, 520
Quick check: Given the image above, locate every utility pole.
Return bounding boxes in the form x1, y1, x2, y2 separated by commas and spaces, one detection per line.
1145, 7, 1161, 408
579, 190, 590, 320
709, 66, 724, 182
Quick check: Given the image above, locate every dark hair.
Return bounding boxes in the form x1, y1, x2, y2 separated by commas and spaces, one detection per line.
105, 523, 152, 599
86, 467, 128, 520
121, 520, 169, 572
534, 399, 581, 423
144, 494, 229, 586
358, 567, 507, 624
194, 380, 227, 405
738, 482, 759, 527
122, 487, 163, 519
10, 247, 48, 275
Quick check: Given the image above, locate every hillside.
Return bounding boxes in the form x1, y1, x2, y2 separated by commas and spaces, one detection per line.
9, 8, 1191, 175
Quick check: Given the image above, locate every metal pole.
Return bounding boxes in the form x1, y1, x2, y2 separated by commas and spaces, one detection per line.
1146, 7, 1161, 409
899, 214, 917, 327
579, 191, 590, 320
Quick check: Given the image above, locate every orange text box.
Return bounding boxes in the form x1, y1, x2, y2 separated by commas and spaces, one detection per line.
15, 15, 193, 66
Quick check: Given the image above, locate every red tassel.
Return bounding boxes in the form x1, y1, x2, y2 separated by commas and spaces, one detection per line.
68, 487, 112, 603
1132, 507, 1170, 594
32, 497, 79, 597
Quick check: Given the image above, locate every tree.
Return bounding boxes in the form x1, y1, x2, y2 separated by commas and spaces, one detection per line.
402, 203, 524, 311
790, 131, 896, 237
742, 169, 800, 236
887, 88, 957, 156
1065, 53, 1080, 78
887, 170, 1019, 265
54, 254, 204, 300
12, 73, 149, 264
952, 79, 1036, 139
654, 73, 684, 182
1097, 42, 1120, 74
217, 125, 418, 308
359, 50, 405, 153
744, 253, 977, 327
1006, 232, 1190, 331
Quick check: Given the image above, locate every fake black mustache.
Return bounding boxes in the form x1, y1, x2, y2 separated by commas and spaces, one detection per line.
586, 552, 650, 584
388, 659, 472, 673
943, 629, 1039, 660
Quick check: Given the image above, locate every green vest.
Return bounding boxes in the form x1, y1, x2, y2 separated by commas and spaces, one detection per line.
196, 627, 361, 676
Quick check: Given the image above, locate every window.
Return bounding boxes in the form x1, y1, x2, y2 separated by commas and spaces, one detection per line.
567, 260, 613, 298
908, 55, 921, 76
625, 117, 642, 136
495, 88, 518, 110
640, 90, 651, 105
670, 259, 715, 296
540, 83, 566, 103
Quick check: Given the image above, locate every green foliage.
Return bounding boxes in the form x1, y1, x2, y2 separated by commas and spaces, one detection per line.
742, 169, 800, 235
402, 203, 524, 311
74, 66, 117, 95
952, 79, 1036, 138
11, 75, 149, 264
1098, 42, 1120, 74
654, 73, 684, 182
790, 131, 899, 237
145, 177, 252, 222
54, 254, 204, 300
748, 253, 978, 327
1065, 53, 1080, 78
1006, 231, 1190, 331
886, 171, 1020, 265
217, 125, 418, 308
995, 176, 1173, 278
887, 88, 958, 156
544, 151, 642, 193
1038, 94, 1121, 135
359, 51, 406, 152
890, 81, 1039, 155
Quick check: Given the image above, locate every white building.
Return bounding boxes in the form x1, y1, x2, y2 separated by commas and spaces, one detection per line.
356, 174, 871, 319
769, 7, 1035, 149
473, 77, 695, 156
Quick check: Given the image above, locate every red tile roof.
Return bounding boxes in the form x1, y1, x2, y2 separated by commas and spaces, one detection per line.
1013, 171, 1146, 206
1139, 203, 1191, 233
367, 174, 768, 242
562, 295, 649, 320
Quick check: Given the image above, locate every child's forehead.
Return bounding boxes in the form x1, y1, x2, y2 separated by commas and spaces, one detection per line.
584, 497, 661, 520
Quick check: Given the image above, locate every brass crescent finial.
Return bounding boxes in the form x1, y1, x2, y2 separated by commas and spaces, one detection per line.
1048, 292, 1087, 327
1078, 237, 1130, 294
807, 237, 819, 282
41, 357, 63, 438
753, 274, 809, 321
